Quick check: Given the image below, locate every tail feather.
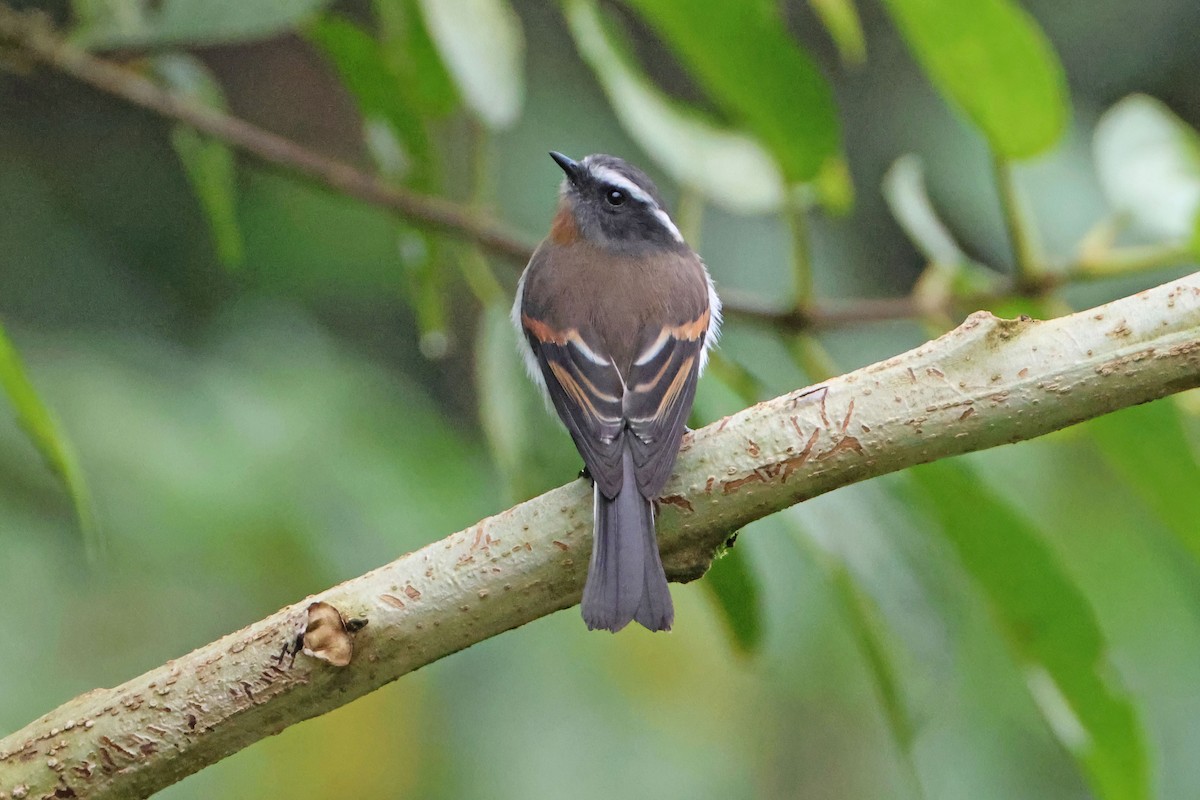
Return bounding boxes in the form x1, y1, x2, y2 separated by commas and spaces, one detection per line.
633, 518, 673, 631
582, 449, 674, 632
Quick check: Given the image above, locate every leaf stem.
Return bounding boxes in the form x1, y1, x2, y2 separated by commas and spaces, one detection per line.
787, 197, 815, 311
458, 118, 505, 306
1072, 242, 1195, 279
992, 153, 1042, 282
786, 334, 838, 382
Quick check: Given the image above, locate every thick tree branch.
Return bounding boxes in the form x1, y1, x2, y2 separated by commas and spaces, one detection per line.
2, 274, 1199, 799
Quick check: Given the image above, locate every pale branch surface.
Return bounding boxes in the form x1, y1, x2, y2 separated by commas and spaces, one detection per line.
1, 274, 1198, 799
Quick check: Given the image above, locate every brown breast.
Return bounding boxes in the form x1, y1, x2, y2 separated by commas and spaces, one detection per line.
521, 238, 710, 375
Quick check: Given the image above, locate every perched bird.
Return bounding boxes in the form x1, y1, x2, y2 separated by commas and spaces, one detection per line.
513, 152, 721, 632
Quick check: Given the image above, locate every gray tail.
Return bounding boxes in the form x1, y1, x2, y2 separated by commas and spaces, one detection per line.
581, 448, 674, 632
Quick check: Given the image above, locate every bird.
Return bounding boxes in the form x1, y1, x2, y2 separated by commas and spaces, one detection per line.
512, 151, 721, 632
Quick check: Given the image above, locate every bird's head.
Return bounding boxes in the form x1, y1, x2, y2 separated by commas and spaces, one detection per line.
548, 151, 686, 254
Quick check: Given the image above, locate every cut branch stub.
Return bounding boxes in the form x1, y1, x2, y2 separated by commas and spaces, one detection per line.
300, 602, 359, 668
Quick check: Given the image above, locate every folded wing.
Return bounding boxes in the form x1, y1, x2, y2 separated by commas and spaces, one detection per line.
623, 310, 710, 496
521, 305, 710, 501
521, 315, 626, 498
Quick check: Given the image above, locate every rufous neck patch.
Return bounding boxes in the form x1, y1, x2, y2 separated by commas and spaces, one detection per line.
549, 205, 580, 245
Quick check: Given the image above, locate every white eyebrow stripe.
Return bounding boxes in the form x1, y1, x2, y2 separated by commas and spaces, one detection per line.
588, 166, 656, 206
653, 208, 684, 243
588, 165, 684, 243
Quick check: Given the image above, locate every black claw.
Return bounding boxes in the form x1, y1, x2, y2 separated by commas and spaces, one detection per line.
578, 465, 594, 484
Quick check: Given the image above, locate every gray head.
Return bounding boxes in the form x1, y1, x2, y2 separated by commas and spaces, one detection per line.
549, 152, 686, 253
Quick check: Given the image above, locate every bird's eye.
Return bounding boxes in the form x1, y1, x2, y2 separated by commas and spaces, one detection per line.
605, 188, 627, 206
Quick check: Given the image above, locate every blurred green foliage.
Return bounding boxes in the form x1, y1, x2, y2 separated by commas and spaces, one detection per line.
880, 0, 1068, 159
2, 0, 1200, 797
622, 0, 840, 183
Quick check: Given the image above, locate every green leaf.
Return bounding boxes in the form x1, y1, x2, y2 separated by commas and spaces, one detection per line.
151, 52, 225, 108
789, 482, 959, 798
1094, 94, 1200, 245
304, 16, 450, 345
703, 545, 763, 655
810, 154, 855, 216
1086, 400, 1200, 565
564, 0, 784, 214
883, 154, 969, 267
170, 126, 244, 268
72, 0, 333, 48
414, 0, 524, 129
883, 154, 1004, 304
621, 0, 840, 183
905, 459, 1148, 800
151, 55, 244, 269
306, 14, 436, 186
0, 323, 103, 562
475, 303, 530, 501
400, 228, 450, 359
815, 548, 915, 752
472, 305, 582, 499
374, 0, 459, 118
809, 549, 929, 796
880, 0, 1068, 159
809, 0, 867, 65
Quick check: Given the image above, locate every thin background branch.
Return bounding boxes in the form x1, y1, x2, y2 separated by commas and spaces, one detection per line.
1, 5, 1192, 333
